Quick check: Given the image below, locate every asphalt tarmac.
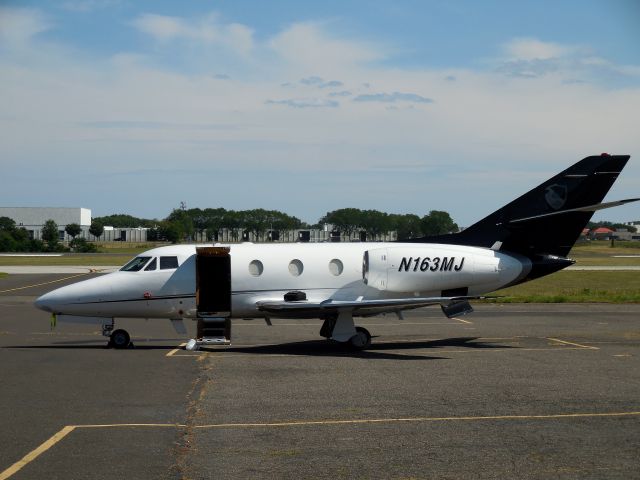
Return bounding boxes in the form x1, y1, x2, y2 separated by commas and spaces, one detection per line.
1, 273, 639, 479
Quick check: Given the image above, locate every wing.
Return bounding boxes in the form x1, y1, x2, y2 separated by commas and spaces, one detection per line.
256, 296, 489, 318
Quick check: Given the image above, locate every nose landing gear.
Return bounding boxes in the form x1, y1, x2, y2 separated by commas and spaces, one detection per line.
102, 319, 132, 349
109, 329, 131, 349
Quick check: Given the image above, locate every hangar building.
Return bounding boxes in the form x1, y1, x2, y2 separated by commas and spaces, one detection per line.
0, 207, 91, 242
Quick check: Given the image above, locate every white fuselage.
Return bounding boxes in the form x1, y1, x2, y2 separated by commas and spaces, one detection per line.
35, 242, 529, 320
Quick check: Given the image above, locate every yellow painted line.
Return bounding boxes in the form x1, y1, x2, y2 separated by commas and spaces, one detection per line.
0, 273, 89, 294
165, 343, 187, 357
0, 426, 76, 480
5, 411, 639, 477
193, 411, 640, 429
451, 316, 473, 324
547, 337, 599, 350
76, 423, 186, 429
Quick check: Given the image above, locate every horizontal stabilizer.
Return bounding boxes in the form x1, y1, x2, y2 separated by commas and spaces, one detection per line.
507, 198, 640, 224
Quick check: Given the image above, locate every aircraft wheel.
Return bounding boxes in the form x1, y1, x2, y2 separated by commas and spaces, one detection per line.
110, 329, 131, 349
349, 326, 371, 350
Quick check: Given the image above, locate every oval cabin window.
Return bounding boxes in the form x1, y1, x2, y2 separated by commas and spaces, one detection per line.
249, 260, 264, 276
329, 259, 343, 276
288, 259, 303, 276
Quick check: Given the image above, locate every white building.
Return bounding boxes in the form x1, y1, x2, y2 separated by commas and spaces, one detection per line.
0, 207, 91, 241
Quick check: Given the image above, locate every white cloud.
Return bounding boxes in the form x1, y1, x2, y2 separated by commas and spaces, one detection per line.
496, 37, 640, 85
269, 22, 384, 74
265, 98, 339, 108
353, 92, 433, 104
1, 12, 639, 223
131, 12, 254, 56
0, 7, 52, 46
503, 37, 573, 60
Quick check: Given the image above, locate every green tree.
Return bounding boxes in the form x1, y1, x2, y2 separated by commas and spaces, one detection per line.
359, 210, 390, 241
70, 237, 98, 252
41, 219, 59, 250
421, 210, 459, 236
159, 221, 183, 244
389, 214, 423, 240
166, 209, 194, 241
89, 221, 104, 239
65, 223, 82, 239
0, 231, 17, 252
319, 208, 364, 238
0, 216, 16, 232
93, 214, 156, 228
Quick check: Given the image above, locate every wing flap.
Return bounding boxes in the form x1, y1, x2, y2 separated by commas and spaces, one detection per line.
256, 296, 488, 317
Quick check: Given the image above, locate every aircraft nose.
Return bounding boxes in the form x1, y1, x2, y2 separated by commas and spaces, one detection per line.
35, 291, 57, 313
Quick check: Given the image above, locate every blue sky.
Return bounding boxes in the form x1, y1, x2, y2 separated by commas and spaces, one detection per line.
1, 0, 639, 225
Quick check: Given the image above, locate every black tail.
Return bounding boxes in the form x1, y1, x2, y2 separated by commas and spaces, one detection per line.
408, 154, 635, 259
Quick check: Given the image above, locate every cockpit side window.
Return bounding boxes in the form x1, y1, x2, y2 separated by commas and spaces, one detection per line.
144, 258, 157, 271
160, 256, 179, 270
120, 256, 151, 272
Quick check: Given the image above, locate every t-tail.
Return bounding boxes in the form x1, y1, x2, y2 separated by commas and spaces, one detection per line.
407, 154, 637, 281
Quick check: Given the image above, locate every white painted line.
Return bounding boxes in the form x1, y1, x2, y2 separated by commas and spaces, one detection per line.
547, 337, 599, 350
451, 316, 473, 324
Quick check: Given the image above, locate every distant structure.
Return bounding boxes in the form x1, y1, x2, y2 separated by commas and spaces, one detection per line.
0, 207, 149, 242
0, 207, 91, 242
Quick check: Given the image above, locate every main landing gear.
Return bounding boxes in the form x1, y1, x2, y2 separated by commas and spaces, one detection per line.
320, 311, 372, 350
102, 319, 132, 349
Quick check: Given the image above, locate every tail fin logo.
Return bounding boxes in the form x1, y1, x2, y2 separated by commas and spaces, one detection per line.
545, 184, 568, 210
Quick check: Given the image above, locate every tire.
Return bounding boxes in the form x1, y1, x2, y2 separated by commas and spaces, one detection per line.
349, 326, 372, 350
110, 329, 131, 349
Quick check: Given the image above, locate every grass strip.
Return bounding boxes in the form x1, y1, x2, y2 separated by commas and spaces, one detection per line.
489, 271, 640, 303
0, 255, 132, 266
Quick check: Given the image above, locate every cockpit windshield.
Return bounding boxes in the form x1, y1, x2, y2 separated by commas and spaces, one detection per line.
120, 256, 151, 272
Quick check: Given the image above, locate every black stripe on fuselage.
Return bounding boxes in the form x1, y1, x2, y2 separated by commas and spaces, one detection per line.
67, 288, 339, 306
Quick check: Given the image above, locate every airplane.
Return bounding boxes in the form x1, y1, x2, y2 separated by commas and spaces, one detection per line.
35, 154, 637, 351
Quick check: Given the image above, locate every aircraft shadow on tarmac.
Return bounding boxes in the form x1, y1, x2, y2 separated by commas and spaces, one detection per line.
215, 336, 514, 361
4, 338, 184, 350
4, 337, 514, 359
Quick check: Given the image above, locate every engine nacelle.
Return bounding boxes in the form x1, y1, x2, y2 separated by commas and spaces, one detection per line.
363, 245, 526, 294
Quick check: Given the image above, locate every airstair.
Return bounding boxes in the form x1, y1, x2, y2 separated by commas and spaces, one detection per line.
189, 247, 232, 349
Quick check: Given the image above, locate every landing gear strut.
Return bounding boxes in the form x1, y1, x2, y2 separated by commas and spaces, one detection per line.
320, 311, 372, 350
102, 319, 132, 349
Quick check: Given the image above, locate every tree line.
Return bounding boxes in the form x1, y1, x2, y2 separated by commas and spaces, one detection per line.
0, 217, 101, 252
92, 207, 459, 243
1, 206, 633, 252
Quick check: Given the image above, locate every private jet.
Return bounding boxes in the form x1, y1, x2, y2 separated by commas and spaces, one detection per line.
35, 154, 637, 350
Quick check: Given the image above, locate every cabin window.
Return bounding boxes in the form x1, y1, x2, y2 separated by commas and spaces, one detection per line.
120, 256, 151, 272
248, 260, 264, 276
329, 259, 344, 276
160, 256, 179, 270
288, 259, 303, 276
144, 258, 157, 271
